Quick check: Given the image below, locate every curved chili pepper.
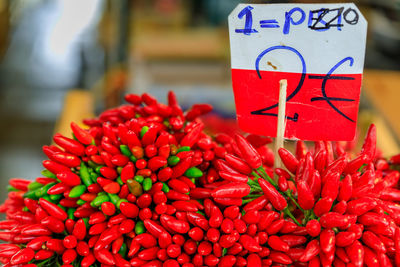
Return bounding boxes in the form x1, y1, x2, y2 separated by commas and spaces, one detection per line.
299, 239, 320, 262
243, 196, 268, 212
278, 148, 299, 174
258, 178, 287, 211
361, 124, 376, 161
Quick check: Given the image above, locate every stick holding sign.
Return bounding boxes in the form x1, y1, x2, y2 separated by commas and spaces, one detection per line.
274, 79, 287, 174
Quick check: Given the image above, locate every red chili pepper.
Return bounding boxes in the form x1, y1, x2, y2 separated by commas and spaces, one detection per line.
39, 198, 67, 221
53, 134, 85, 156
322, 156, 347, 182
321, 171, 340, 200
267, 235, 289, 252
41, 216, 65, 233
72, 219, 86, 240
211, 183, 250, 199
362, 231, 386, 253
10, 248, 35, 265
278, 148, 299, 174
234, 134, 262, 169
314, 149, 327, 173
269, 251, 293, 265
347, 197, 377, 216
56, 171, 81, 187
171, 157, 192, 179
243, 196, 268, 212
345, 240, 364, 267
258, 178, 287, 211
280, 235, 307, 247
180, 123, 204, 148
168, 179, 189, 194
42, 160, 71, 174
224, 154, 252, 175
94, 248, 116, 265
299, 239, 320, 262
296, 180, 315, 210
361, 124, 376, 161
335, 231, 356, 247
8, 178, 30, 191
320, 212, 349, 229
70, 122, 94, 145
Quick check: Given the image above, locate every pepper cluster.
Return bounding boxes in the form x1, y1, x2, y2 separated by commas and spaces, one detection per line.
0, 92, 400, 266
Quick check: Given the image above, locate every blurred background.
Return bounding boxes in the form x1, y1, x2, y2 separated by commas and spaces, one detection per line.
0, 0, 399, 203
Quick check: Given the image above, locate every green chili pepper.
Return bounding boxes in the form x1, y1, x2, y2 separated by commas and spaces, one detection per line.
88, 160, 98, 169
82, 218, 89, 228
143, 178, 152, 191
28, 181, 43, 191
90, 172, 98, 183
107, 193, 120, 206
177, 146, 191, 152
161, 182, 170, 193
119, 243, 127, 257
95, 166, 103, 174
7, 186, 18, 192
184, 167, 203, 178
23, 190, 40, 200
91, 194, 110, 207
35, 183, 57, 198
130, 155, 137, 163
41, 195, 52, 202
167, 156, 180, 166
50, 194, 62, 201
116, 176, 124, 186
134, 175, 144, 184
222, 248, 227, 256
80, 163, 93, 187
117, 199, 128, 209
41, 170, 57, 179
135, 221, 145, 234
76, 199, 86, 205
69, 185, 87, 198
120, 145, 132, 157
117, 167, 123, 175
140, 126, 149, 138
67, 208, 76, 220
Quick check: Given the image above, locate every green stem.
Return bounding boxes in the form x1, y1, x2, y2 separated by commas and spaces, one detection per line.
256, 167, 277, 187
284, 207, 301, 226
285, 190, 304, 214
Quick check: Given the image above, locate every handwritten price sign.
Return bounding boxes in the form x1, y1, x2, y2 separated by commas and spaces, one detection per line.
229, 4, 367, 141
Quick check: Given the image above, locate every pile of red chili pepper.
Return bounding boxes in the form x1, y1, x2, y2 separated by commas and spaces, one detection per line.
1, 91, 400, 266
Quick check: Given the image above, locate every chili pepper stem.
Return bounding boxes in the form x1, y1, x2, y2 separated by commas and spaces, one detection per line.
255, 167, 277, 187
283, 207, 301, 226
285, 190, 305, 214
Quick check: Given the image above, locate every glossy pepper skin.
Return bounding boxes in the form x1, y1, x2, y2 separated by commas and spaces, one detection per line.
258, 178, 287, 211
234, 134, 262, 169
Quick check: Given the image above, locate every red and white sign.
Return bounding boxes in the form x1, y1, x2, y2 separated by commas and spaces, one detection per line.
229, 3, 367, 141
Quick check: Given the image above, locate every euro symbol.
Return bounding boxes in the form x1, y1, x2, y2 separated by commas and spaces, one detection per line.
309, 57, 356, 122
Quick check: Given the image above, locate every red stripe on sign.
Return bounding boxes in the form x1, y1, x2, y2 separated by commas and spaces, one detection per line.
231, 69, 362, 141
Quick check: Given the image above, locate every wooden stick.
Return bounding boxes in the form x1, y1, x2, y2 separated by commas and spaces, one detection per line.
274, 79, 287, 173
